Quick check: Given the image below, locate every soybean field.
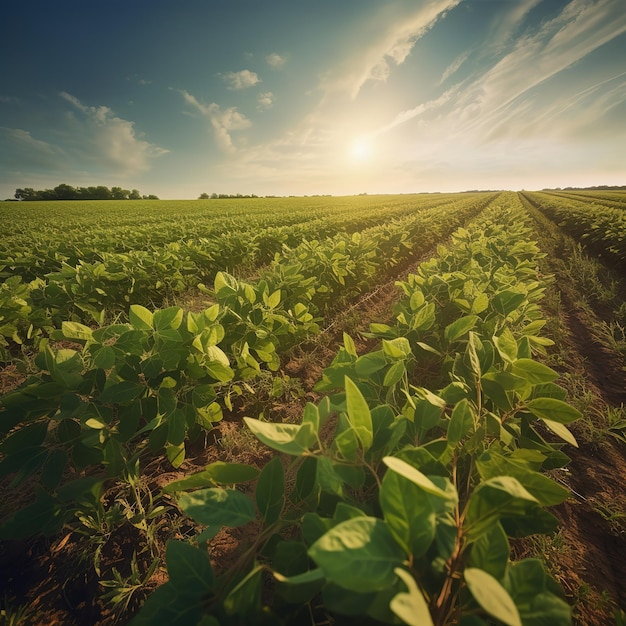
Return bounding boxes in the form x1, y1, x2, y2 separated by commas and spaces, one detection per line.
0, 191, 625, 626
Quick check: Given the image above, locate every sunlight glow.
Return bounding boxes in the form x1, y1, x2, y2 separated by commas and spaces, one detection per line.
349, 136, 374, 161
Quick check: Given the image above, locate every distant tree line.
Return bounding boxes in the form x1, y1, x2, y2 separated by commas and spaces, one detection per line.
542, 185, 626, 191
14, 184, 159, 201
198, 192, 259, 199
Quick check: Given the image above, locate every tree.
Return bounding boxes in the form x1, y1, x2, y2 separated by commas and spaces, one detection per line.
129, 189, 141, 200
198, 192, 210, 199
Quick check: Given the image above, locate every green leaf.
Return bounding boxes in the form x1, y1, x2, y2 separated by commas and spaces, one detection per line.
469, 522, 509, 581
445, 315, 478, 342
256, 456, 284, 525
164, 462, 259, 493
62, 321, 93, 342
390, 568, 434, 626
243, 418, 316, 456
465, 567, 522, 626
93, 345, 116, 369
223, 564, 263, 618
166, 443, 185, 468
153, 307, 184, 331
542, 419, 578, 447
129, 304, 154, 330
384, 361, 406, 387
343, 332, 358, 357
380, 466, 436, 558
99, 380, 145, 404
383, 457, 454, 500
355, 351, 387, 377
492, 291, 526, 317
178, 487, 256, 528
511, 359, 559, 384
447, 399, 475, 444
526, 398, 581, 424
166, 540, 215, 597
382, 337, 411, 359
345, 376, 373, 452
493, 328, 518, 363
308, 517, 405, 593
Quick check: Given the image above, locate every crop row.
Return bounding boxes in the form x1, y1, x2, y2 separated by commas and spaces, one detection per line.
0, 193, 495, 361
1, 194, 473, 281
0, 190, 495, 538
130, 192, 577, 625
541, 189, 626, 210
523, 191, 626, 266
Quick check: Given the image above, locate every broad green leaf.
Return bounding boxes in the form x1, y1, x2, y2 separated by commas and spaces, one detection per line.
384, 361, 406, 387
99, 380, 145, 404
469, 522, 509, 580
493, 328, 518, 363
447, 399, 475, 444
178, 487, 256, 528
345, 376, 373, 452
62, 321, 93, 342
93, 345, 116, 369
166, 443, 185, 468
309, 517, 405, 593
223, 564, 263, 618
343, 333, 357, 357
511, 359, 558, 384
390, 568, 434, 626
256, 456, 284, 525
355, 351, 387, 377
380, 467, 436, 558
383, 457, 453, 500
129, 304, 154, 330
205, 345, 230, 367
243, 418, 316, 456
164, 462, 259, 493
445, 315, 478, 342
465, 568, 522, 626
526, 398, 581, 424
492, 291, 526, 317
465, 476, 538, 539
153, 307, 183, 331
382, 337, 411, 359
542, 419, 578, 447
166, 540, 215, 597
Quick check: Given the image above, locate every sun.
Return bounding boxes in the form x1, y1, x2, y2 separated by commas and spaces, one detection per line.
349, 136, 373, 161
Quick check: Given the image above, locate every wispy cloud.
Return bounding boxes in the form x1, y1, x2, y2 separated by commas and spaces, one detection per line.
59, 92, 168, 173
266, 53, 286, 68
438, 51, 470, 85
0, 127, 63, 170
320, 0, 462, 99
220, 69, 261, 90
257, 92, 274, 111
372, 0, 626, 146
0, 95, 20, 104
178, 89, 251, 152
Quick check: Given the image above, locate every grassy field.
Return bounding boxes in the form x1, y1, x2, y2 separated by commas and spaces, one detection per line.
1, 191, 625, 626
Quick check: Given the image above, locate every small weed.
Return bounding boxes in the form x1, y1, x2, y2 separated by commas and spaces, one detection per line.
0, 597, 31, 626
100, 553, 159, 621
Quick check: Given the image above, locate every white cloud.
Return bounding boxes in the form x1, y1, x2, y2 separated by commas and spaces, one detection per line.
257, 92, 274, 111
221, 69, 261, 90
320, 0, 462, 99
266, 53, 286, 68
438, 51, 470, 85
0, 127, 62, 170
0, 95, 20, 104
59, 92, 168, 173
178, 89, 251, 152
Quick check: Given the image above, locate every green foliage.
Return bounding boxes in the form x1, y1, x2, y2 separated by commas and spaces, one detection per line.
130, 195, 577, 625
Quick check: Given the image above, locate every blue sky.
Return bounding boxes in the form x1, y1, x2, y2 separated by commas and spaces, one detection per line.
1, 0, 625, 199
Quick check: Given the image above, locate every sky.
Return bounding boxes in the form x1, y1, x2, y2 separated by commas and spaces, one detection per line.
1, 0, 625, 199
